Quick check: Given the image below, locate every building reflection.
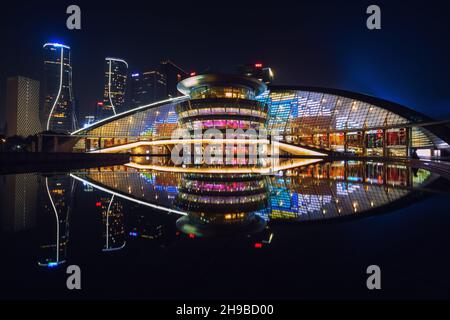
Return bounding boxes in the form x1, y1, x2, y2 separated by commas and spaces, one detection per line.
73, 161, 436, 228
175, 173, 269, 237
100, 195, 126, 252
2, 161, 439, 272
0, 173, 38, 232
126, 202, 179, 248
37, 175, 74, 268
54, 160, 437, 259
268, 161, 434, 221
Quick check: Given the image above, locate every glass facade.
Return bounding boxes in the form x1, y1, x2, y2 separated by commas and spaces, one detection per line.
72, 98, 187, 152
177, 98, 268, 132
257, 88, 448, 155
73, 80, 449, 157
190, 86, 256, 100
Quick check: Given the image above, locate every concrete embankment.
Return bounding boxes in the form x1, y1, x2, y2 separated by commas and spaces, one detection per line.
0, 152, 131, 174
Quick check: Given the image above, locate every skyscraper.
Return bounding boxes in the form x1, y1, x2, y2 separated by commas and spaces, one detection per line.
95, 101, 111, 122
129, 70, 166, 108
238, 63, 274, 84
5, 76, 42, 137
42, 43, 76, 133
160, 60, 189, 98
102, 58, 128, 119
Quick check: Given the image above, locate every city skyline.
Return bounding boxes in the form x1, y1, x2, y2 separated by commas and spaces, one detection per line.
1, 38, 193, 133
2, 0, 450, 303
1, 1, 450, 125
2, 39, 278, 133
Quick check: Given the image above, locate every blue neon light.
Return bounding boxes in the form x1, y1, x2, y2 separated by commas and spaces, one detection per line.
43, 42, 70, 49
166, 186, 178, 194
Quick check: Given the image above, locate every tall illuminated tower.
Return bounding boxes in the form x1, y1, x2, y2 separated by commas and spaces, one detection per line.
100, 58, 128, 119
42, 43, 76, 133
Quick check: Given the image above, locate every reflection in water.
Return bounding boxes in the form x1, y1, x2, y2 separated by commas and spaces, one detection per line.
0, 174, 38, 232
0, 161, 440, 268
175, 174, 269, 237
73, 161, 436, 224
38, 175, 74, 268
101, 195, 126, 252
266, 161, 430, 221
128, 153, 322, 174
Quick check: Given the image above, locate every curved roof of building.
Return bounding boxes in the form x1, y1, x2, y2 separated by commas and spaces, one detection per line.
71, 96, 189, 136
270, 85, 431, 123
70, 83, 450, 149
268, 85, 450, 146
177, 74, 268, 96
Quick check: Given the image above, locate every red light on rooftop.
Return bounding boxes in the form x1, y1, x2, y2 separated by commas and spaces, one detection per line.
255, 63, 263, 68
254, 243, 263, 249
95, 202, 102, 207
97, 102, 104, 106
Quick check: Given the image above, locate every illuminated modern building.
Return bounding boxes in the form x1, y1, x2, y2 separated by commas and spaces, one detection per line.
72, 97, 185, 151
5, 76, 42, 137
258, 86, 450, 157
42, 43, 76, 133
71, 74, 450, 159
176, 74, 268, 134
101, 58, 128, 119
129, 70, 167, 107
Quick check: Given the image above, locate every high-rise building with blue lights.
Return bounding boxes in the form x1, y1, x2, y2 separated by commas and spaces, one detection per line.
42, 43, 76, 133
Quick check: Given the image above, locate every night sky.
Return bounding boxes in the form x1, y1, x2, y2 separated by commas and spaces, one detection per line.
1, 0, 450, 123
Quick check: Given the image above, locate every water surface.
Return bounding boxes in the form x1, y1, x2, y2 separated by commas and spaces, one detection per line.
1, 161, 450, 299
